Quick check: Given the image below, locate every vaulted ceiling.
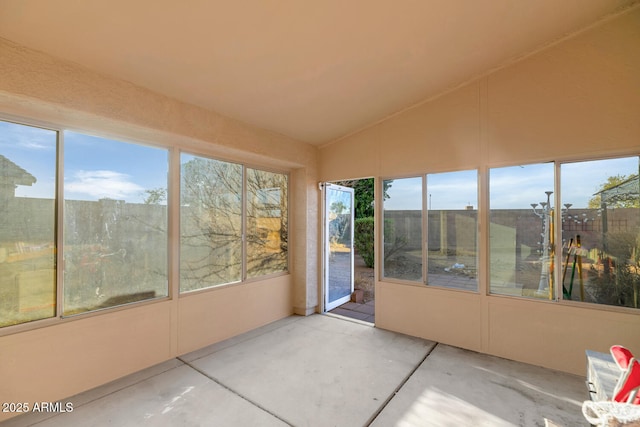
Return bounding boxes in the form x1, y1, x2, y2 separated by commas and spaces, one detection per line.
0, 1, 637, 145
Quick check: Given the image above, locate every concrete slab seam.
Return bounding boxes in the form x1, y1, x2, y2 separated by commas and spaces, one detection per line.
177, 356, 295, 427
364, 342, 440, 426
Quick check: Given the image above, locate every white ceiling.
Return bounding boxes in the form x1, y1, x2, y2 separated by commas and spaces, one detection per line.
0, 0, 637, 145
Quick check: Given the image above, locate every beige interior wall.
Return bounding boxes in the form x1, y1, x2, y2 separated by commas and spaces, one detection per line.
486, 15, 640, 163
376, 284, 483, 350
1, 302, 173, 412
487, 297, 640, 374
320, 81, 482, 180
178, 276, 292, 354
0, 38, 315, 421
320, 7, 640, 376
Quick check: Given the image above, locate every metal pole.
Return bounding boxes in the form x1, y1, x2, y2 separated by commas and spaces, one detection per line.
536, 191, 553, 297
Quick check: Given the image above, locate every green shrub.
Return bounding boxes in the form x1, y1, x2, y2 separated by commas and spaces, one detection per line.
354, 217, 375, 268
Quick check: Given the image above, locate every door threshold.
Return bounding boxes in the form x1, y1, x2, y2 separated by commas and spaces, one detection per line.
324, 311, 375, 327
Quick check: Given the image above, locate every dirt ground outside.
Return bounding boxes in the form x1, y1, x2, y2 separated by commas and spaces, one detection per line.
354, 251, 374, 302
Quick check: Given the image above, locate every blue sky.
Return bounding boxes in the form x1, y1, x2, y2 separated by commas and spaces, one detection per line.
2, 120, 638, 208
384, 158, 638, 210
0, 121, 58, 199
64, 131, 168, 203
1, 121, 168, 203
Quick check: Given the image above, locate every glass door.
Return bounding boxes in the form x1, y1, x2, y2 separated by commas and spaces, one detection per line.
324, 183, 354, 311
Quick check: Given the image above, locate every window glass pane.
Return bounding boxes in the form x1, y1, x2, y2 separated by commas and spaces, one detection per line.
246, 168, 288, 278
561, 157, 639, 308
489, 163, 555, 299
180, 154, 242, 291
382, 177, 423, 282
427, 170, 478, 290
0, 121, 57, 327
63, 132, 168, 315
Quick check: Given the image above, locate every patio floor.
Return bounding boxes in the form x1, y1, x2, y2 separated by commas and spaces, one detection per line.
330, 300, 375, 323
3, 315, 590, 427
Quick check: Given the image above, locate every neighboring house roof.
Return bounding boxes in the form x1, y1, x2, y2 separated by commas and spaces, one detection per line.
0, 154, 36, 187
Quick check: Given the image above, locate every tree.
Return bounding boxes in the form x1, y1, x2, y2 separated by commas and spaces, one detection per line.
354, 217, 375, 267
330, 201, 347, 216
585, 173, 640, 308
588, 174, 639, 209
180, 157, 243, 290
143, 187, 166, 204
333, 178, 391, 220
331, 178, 393, 268
180, 158, 288, 289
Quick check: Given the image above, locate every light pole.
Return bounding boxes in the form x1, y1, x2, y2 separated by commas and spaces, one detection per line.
531, 191, 553, 297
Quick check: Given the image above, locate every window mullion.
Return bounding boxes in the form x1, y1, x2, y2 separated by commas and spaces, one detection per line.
423, 175, 428, 285
56, 130, 65, 318
169, 148, 180, 300
242, 166, 247, 282
553, 161, 561, 302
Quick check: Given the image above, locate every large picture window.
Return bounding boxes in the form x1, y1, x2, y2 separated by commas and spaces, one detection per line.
1, 117, 290, 329
488, 157, 639, 309
180, 154, 243, 292
0, 121, 57, 327
382, 172, 478, 290
382, 177, 423, 282
560, 156, 639, 309
63, 132, 169, 315
489, 163, 555, 299
179, 156, 289, 291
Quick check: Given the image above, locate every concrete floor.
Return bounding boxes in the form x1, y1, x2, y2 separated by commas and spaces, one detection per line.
3, 315, 590, 427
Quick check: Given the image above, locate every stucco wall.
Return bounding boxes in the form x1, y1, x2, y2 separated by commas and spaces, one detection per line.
320, 7, 640, 375
0, 37, 318, 421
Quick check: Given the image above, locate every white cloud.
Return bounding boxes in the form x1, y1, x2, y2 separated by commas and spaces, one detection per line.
65, 170, 144, 201
0, 121, 56, 151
